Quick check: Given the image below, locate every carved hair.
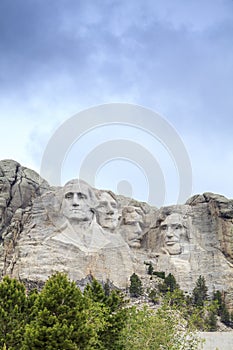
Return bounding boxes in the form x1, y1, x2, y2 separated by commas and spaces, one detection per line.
61, 179, 97, 211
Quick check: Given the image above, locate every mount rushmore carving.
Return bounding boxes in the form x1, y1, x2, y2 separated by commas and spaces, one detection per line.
1, 159, 233, 307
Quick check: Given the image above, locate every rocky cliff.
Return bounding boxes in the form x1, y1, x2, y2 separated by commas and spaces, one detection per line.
1, 159, 233, 307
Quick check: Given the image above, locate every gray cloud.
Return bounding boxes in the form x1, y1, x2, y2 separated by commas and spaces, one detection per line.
1, 0, 232, 106
0, 0, 233, 201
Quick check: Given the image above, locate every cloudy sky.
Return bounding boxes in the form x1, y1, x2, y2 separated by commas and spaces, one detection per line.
0, 0, 233, 206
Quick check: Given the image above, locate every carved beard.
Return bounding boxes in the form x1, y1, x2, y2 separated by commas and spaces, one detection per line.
128, 240, 141, 248
166, 242, 182, 255
99, 217, 118, 230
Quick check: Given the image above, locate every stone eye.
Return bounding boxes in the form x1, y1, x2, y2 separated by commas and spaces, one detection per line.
175, 224, 182, 230
65, 192, 73, 199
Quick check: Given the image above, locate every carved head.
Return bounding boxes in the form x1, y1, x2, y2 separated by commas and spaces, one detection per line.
95, 191, 119, 231
159, 213, 188, 255
121, 205, 144, 248
122, 205, 143, 224
61, 179, 97, 223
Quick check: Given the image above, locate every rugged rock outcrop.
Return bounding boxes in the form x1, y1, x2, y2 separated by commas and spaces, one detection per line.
1, 159, 233, 308
0, 159, 49, 233
0, 160, 49, 276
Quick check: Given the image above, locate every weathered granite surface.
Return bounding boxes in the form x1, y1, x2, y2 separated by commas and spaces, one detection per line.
1, 159, 233, 308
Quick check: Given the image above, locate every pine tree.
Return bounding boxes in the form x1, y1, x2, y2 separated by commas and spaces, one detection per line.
207, 310, 218, 331
129, 273, 143, 298
84, 278, 127, 350
148, 262, 154, 276
22, 272, 99, 350
84, 278, 106, 303
165, 273, 179, 292
0, 276, 28, 349
158, 273, 179, 294
220, 305, 231, 326
213, 290, 223, 316
192, 275, 208, 307
213, 290, 232, 327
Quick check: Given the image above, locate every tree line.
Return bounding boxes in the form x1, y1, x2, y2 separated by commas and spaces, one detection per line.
0, 272, 201, 350
130, 262, 233, 332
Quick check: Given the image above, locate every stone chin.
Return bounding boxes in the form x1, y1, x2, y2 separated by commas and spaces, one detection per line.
128, 240, 141, 248
103, 224, 117, 230
165, 243, 182, 255
99, 218, 119, 230
63, 208, 94, 221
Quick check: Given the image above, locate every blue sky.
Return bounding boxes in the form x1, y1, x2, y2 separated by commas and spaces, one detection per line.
0, 0, 233, 206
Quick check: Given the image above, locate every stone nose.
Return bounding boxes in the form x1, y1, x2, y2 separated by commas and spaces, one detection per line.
106, 209, 114, 215
106, 204, 114, 214
166, 227, 174, 238
134, 222, 142, 235
72, 194, 80, 206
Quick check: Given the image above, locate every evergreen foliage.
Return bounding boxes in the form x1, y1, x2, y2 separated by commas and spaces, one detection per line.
22, 272, 93, 349
220, 305, 231, 326
0, 272, 232, 349
213, 290, 223, 315
192, 276, 208, 307
158, 273, 179, 294
129, 273, 143, 297
84, 278, 127, 350
0, 276, 28, 349
153, 271, 165, 279
148, 289, 159, 304
208, 310, 218, 331
213, 290, 232, 327
147, 262, 153, 275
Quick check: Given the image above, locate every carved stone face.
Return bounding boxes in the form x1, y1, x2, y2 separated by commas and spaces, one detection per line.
160, 213, 187, 255
96, 192, 119, 231
125, 222, 143, 248
122, 206, 144, 248
61, 180, 95, 223
123, 206, 143, 224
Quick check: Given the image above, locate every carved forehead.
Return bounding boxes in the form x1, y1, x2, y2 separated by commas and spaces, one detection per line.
98, 192, 117, 203
161, 213, 185, 225
62, 179, 97, 206
63, 179, 94, 194
123, 205, 143, 215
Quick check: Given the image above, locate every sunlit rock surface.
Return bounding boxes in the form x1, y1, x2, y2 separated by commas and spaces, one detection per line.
1, 159, 233, 308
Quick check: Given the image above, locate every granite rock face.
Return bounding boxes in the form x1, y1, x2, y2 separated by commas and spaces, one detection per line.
141, 199, 233, 307
0, 159, 49, 233
0, 160, 49, 276
1, 160, 233, 308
